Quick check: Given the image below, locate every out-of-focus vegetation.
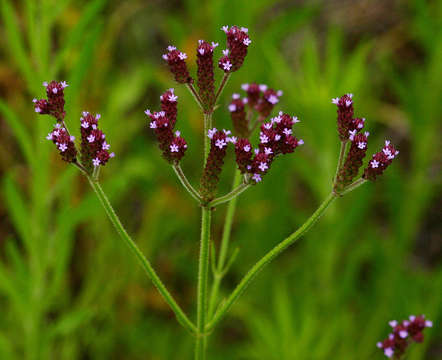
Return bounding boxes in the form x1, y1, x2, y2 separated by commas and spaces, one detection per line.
0, 0, 440, 359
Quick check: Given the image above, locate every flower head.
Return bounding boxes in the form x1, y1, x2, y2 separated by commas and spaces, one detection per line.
33, 80, 68, 120
163, 46, 193, 84
377, 315, 433, 359
46, 124, 77, 163
220, 26, 251, 72
334, 131, 369, 191
333, 93, 355, 141
160, 88, 178, 128
80, 112, 114, 172
200, 129, 231, 201
196, 40, 216, 110
229, 94, 248, 137
234, 112, 302, 183
363, 140, 399, 181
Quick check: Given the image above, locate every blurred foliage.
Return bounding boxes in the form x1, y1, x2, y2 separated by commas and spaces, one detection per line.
0, 0, 441, 359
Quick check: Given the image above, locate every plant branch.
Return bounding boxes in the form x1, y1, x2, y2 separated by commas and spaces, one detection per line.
341, 178, 367, 195
186, 83, 204, 110
195, 207, 212, 359
214, 73, 231, 106
208, 170, 242, 318
208, 179, 250, 208
172, 164, 202, 202
333, 141, 348, 185
87, 177, 197, 335
206, 192, 337, 331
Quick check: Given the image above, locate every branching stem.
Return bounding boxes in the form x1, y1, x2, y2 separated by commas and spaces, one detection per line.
87, 177, 197, 335
206, 192, 337, 331
172, 164, 201, 202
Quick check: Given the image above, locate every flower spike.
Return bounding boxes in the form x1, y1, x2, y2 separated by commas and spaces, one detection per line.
196, 40, 216, 110
377, 315, 433, 358
200, 129, 233, 201
220, 26, 251, 72
363, 140, 399, 181
163, 46, 193, 84
33, 80, 68, 120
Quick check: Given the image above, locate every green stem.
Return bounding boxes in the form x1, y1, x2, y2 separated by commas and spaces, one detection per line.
172, 164, 202, 202
214, 73, 231, 106
195, 207, 212, 359
208, 170, 242, 318
87, 178, 197, 334
341, 178, 367, 195
208, 179, 249, 208
333, 141, 348, 185
206, 192, 337, 332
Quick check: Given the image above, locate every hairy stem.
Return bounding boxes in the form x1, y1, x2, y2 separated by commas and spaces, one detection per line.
208, 170, 242, 318
208, 180, 250, 208
172, 164, 201, 202
195, 207, 212, 359
206, 192, 337, 331
87, 178, 197, 334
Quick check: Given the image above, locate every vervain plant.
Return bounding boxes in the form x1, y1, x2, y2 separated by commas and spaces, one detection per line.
33, 26, 432, 360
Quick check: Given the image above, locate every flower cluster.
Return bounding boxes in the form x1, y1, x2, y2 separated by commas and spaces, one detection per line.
80, 112, 115, 172
242, 83, 283, 117
334, 131, 370, 191
197, 40, 218, 111
377, 315, 433, 358
363, 140, 399, 181
46, 124, 77, 163
146, 89, 187, 164
332, 94, 398, 191
162, 46, 193, 84
35, 81, 114, 173
218, 26, 251, 73
200, 129, 236, 202
33, 81, 68, 120
234, 112, 303, 184
227, 83, 283, 138
160, 88, 178, 128
228, 93, 248, 138
332, 93, 362, 142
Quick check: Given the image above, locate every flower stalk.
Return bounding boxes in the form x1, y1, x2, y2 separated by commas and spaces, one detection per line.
172, 164, 201, 202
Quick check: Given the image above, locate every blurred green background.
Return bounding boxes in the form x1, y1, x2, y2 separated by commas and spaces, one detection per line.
0, 0, 441, 359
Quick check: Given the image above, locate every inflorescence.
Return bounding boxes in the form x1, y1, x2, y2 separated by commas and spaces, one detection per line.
152, 27, 303, 203
34, 81, 114, 175
333, 94, 399, 193
377, 315, 433, 358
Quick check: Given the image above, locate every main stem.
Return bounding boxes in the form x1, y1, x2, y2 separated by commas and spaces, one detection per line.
87, 178, 197, 334
206, 192, 337, 331
208, 169, 242, 318
195, 207, 211, 359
